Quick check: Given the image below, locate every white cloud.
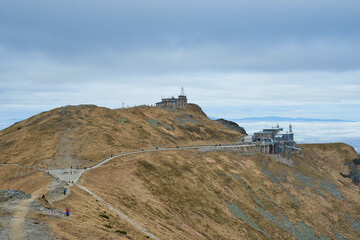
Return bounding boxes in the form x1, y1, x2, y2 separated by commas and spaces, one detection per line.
235, 121, 360, 153
0, 0, 359, 151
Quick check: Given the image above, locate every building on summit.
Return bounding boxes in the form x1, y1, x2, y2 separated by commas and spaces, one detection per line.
156, 87, 188, 109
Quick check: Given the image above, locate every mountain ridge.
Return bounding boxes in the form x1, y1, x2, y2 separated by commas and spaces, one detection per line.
1, 104, 360, 239
0, 104, 243, 168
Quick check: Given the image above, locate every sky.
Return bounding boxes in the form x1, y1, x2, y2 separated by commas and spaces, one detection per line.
1, 1, 360, 133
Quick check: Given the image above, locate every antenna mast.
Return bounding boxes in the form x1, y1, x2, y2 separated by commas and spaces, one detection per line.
181, 87, 185, 96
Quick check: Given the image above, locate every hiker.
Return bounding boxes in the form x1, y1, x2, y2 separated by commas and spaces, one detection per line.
66, 208, 70, 216
63, 188, 67, 195
42, 194, 45, 199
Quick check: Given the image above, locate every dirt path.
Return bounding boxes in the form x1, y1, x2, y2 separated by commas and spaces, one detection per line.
5, 143, 242, 240
77, 185, 159, 240
9, 189, 42, 240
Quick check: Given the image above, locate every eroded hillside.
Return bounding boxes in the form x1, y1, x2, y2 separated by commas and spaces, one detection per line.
1, 105, 360, 240
0, 104, 241, 168
40, 143, 360, 240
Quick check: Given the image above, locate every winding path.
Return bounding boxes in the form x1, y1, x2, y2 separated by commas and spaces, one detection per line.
77, 185, 159, 240
9, 189, 42, 240
6, 143, 248, 240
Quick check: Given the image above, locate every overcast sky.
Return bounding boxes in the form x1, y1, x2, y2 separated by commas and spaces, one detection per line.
1, 0, 360, 129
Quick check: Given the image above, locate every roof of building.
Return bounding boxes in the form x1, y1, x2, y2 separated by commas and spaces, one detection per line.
263, 128, 283, 131
275, 132, 294, 137
254, 131, 273, 134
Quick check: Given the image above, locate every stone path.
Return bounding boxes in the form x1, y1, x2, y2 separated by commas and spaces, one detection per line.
9, 188, 42, 240
5, 142, 268, 239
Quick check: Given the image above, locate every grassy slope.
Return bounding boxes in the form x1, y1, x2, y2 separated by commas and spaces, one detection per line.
61, 143, 360, 240
2, 104, 360, 239
0, 104, 241, 168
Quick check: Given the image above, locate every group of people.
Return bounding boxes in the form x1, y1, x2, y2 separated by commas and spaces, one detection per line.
70, 165, 92, 170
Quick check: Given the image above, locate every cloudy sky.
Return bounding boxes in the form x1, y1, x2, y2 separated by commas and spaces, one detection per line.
1, 0, 360, 130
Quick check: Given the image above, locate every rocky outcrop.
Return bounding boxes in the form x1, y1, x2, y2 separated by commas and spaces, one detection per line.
215, 118, 247, 135
0, 189, 31, 202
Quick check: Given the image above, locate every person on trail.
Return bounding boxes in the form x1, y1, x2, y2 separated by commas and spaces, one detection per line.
42, 194, 45, 199
63, 188, 67, 195
66, 208, 70, 216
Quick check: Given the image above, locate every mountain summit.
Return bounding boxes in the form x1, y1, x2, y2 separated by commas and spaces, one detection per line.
1, 104, 360, 239
0, 104, 241, 168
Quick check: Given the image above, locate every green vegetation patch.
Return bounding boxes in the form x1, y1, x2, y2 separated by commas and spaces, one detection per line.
117, 117, 128, 123
146, 119, 159, 127
116, 230, 127, 235
99, 214, 109, 219
146, 119, 173, 130
104, 224, 112, 228
138, 160, 157, 171
174, 117, 201, 125
225, 201, 270, 238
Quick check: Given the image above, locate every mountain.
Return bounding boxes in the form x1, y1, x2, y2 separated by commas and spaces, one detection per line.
0, 104, 242, 168
1, 104, 360, 239
215, 118, 247, 135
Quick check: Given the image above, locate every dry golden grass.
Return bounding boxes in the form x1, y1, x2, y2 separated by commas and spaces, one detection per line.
0, 104, 241, 168
2, 104, 360, 239
0, 165, 50, 194
46, 185, 148, 240
76, 144, 360, 239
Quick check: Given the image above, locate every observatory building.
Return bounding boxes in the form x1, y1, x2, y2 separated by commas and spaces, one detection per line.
250, 124, 297, 154
156, 87, 188, 109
